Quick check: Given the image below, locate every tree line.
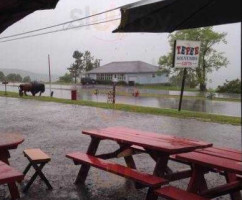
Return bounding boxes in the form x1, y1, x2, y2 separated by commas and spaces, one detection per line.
58, 50, 100, 84
0, 71, 31, 83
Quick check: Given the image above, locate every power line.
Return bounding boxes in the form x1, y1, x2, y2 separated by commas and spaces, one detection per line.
0, 6, 121, 40
0, 18, 121, 43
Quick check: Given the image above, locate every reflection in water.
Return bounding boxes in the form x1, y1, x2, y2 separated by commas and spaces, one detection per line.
0, 84, 240, 117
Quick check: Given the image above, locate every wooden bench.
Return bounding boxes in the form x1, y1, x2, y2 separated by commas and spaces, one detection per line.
23, 149, 52, 192
0, 161, 24, 200
154, 186, 210, 200
176, 151, 242, 199
66, 152, 168, 188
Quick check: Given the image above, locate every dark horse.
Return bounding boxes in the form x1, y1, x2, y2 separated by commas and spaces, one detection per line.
19, 81, 45, 97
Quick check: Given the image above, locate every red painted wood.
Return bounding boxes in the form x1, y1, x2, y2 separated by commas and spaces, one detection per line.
66, 152, 167, 187
200, 180, 242, 199
0, 161, 24, 184
155, 186, 209, 200
215, 146, 241, 154
0, 133, 24, 150
82, 127, 212, 154
195, 147, 242, 162
176, 152, 242, 175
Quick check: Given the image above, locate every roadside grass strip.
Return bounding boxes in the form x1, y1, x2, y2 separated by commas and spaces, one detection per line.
0, 91, 240, 126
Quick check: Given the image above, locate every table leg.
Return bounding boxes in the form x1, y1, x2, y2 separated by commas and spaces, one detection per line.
146, 153, 169, 200
75, 137, 100, 185
8, 182, 20, 200
187, 165, 208, 194
225, 172, 242, 200
0, 150, 10, 164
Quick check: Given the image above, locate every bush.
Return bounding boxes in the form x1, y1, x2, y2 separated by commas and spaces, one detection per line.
216, 79, 241, 94
96, 80, 113, 85
116, 81, 128, 86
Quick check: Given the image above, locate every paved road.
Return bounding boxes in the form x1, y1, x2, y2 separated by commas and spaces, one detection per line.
0, 97, 241, 200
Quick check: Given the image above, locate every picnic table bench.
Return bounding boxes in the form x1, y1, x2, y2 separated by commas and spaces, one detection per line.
0, 133, 24, 200
0, 161, 24, 200
67, 126, 212, 200
175, 147, 242, 200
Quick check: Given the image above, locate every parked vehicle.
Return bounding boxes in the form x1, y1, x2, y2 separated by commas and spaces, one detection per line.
81, 77, 96, 85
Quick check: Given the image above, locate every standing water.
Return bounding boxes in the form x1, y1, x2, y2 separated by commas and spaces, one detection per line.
1, 83, 240, 117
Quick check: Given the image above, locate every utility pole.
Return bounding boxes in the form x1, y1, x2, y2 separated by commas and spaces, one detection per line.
48, 54, 52, 97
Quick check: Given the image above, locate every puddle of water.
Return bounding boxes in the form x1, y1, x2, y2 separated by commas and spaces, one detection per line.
1, 83, 241, 117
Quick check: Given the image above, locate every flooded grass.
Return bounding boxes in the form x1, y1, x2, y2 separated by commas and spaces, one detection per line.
1, 91, 240, 126
108, 91, 241, 102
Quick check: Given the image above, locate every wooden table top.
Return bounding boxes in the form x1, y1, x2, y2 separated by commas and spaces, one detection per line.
82, 127, 212, 154
0, 133, 24, 150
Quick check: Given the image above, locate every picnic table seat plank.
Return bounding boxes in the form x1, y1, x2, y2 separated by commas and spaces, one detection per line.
195, 147, 242, 162
154, 186, 210, 200
66, 152, 168, 187
24, 149, 51, 163
82, 127, 212, 154
0, 161, 24, 184
176, 152, 242, 175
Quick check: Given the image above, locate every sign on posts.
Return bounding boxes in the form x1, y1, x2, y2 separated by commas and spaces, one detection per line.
173, 40, 201, 111
173, 40, 201, 68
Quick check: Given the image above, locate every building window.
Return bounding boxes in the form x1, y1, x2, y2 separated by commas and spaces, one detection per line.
152, 73, 155, 78
97, 74, 113, 81
117, 74, 125, 81
96, 74, 125, 81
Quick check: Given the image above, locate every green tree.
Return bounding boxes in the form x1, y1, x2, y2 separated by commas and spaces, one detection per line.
83, 51, 100, 72
23, 76, 31, 82
68, 50, 100, 83
159, 27, 228, 91
58, 73, 73, 83
217, 79, 241, 94
68, 51, 84, 83
6, 73, 22, 82
0, 71, 5, 82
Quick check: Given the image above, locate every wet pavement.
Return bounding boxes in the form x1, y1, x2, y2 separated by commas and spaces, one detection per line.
0, 97, 241, 200
1, 84, 241, 117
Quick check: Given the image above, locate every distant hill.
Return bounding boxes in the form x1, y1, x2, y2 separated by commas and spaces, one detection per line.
0, 68, 59, 82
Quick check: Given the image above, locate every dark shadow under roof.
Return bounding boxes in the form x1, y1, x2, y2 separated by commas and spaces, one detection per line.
0, 0, 59, 34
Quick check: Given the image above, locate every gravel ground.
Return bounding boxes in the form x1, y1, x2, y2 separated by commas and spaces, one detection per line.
0, 97, 241, 200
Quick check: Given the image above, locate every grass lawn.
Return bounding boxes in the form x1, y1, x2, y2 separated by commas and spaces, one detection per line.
0, 91, 240, 126
136, 84, 200, 91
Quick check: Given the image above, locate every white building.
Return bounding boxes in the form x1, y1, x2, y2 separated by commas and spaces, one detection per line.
86, 61, 169, 85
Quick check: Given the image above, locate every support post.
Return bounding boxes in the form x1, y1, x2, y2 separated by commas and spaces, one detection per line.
48, 54, 52, 97
113, 82, 116, 104
178, 68, 187, 111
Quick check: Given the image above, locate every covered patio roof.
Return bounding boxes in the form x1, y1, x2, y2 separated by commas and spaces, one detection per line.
0, 0, 59, 34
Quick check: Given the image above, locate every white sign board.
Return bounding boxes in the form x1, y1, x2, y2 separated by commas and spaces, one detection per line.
174, 40, 201, 68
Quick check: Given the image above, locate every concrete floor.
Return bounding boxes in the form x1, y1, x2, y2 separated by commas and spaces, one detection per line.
0, 97, 241, 200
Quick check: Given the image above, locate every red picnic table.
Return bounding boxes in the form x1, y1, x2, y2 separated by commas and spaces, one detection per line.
176, 147, 242, 200
0, 133, 24, 164
0, 133, 24, 200
67, 126, 212, 200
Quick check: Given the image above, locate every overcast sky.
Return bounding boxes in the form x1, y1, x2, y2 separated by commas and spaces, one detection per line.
0, 0, 241, 88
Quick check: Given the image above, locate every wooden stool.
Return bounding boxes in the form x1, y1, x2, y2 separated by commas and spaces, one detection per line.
23, 149, 52, 192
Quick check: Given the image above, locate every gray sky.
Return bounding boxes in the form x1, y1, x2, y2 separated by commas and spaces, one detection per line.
0, 0, 241, 88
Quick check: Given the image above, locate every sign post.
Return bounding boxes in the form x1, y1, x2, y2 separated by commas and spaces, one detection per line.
112, 77, 118, 104
2, 81, 8, 95
48, 54, 53, 97
173, 40, 201, 111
